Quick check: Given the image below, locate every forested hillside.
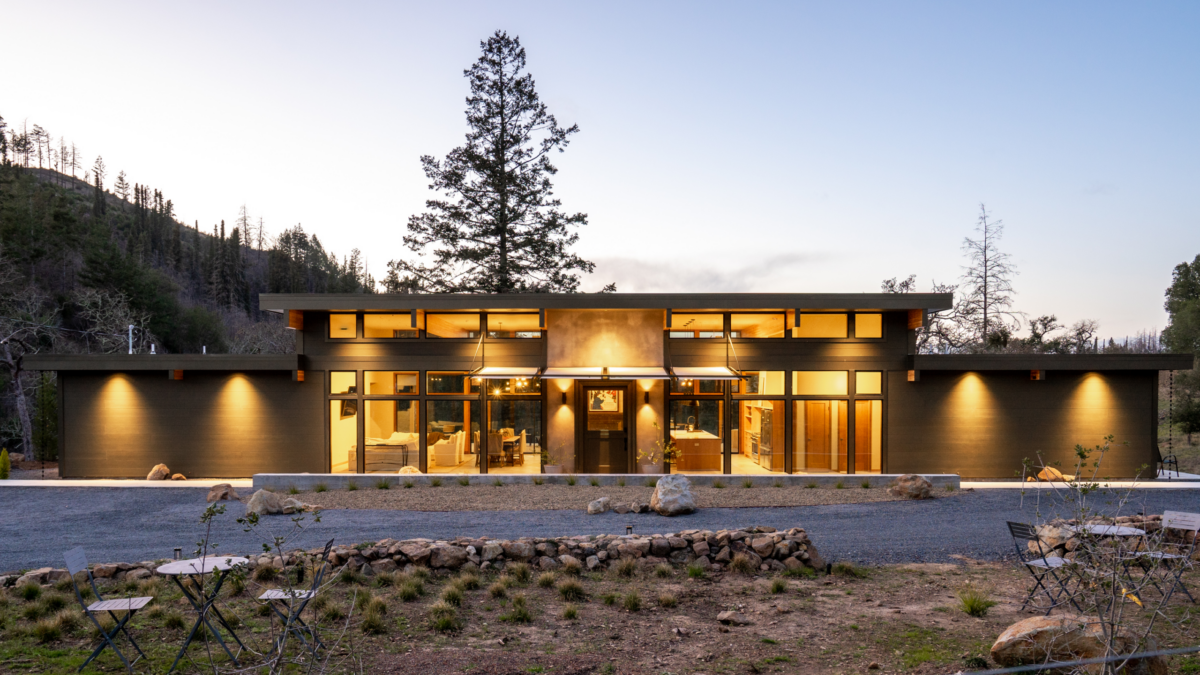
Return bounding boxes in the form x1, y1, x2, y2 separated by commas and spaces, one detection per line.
0, 114, 377, 458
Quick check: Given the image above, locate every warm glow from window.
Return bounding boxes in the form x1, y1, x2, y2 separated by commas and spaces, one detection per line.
329, 313, 356, 339
365, 371, 417, 395
855, 314, 883, 338
738, 371, 785, 395
855, 371, 882, 395
730, 314, 785, 338
793, 314, 847, 338
330, 371, 357, 394
426, 313, 480, 338
669, 313, 723, 338
487, 313, 542, 338
792, 371, 848, 395
363, 314, 418, 338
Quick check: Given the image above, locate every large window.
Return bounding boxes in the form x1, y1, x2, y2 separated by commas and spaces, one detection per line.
487, 400, 542, 474
668, 314, 724, 338
425, 313, 480, 339
366, 371, 418, 395
854, 314, 883, 339
427, 401, 477, 473
330, 371, 357, 395
329, 313, 357, 339
486, 314, 541, 338
669, 400, 724, 473
793, 400, 848, 474
427, 372, 481, 395
330, 400, 358, 473
364, 314, 418, 339
793, 371, 848, 396
855, 371, 882, 395
730, 314, 785, 338
793, 313, 847, 338
736, 371, 785, 395
363, 400, 419, 472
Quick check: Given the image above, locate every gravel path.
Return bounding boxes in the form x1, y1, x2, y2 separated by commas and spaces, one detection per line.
2, 487, 1197, 572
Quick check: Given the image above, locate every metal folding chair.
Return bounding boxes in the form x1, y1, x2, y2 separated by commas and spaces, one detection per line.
64, 547, 154, 673
258, 539, 335, 656
1007, 522, 1081, 615
1124, 510, 1198, 605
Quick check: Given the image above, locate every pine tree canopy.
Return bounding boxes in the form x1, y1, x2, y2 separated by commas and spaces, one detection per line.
392, 30, 604, 294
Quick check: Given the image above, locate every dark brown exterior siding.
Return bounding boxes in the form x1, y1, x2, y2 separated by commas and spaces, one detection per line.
887, 370, 1157, 479
61, 371, 325, 478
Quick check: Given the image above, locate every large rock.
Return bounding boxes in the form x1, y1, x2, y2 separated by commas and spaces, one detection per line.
430, 545, 468, 569
280, 497, 309, 514
888, 474, 932, 500
245, 489, 284, 516
146, 464, 170, 480
650, 475, 697, 516
1035, 466, 1067, 482
207, 483, 241, 503
170, 473, 187, 481
398, 466, 421, 475
587, 497, 611, 515
990, 615, 1167, 675
399, 544, 432, 565
480, 543, 504, 561
717, 611, 751, 626
8, 453, 25, 463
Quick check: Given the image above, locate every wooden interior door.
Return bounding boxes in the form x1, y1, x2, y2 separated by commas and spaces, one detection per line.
804, 401, 830, 469
855, 400, 872, 472
837, 400, 848, 471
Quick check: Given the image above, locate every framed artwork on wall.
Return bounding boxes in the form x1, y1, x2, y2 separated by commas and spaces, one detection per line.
588, 390, 622, 413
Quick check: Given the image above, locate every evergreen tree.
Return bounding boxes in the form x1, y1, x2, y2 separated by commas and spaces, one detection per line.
112, 171, 129, 205
391, 31, 604, 294
0, 114, 8, 166
91, 155, 106, 217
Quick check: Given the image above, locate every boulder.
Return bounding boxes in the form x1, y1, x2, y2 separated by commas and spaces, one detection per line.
400, 544, 432, 565
16, 567, 55, 585
280, 498, 309, 514
480, 543, 504, 561
717, 611, 751, 626
125, 568, 152, 581
8, 453, 26, 463
370, 558, 398, 574
587, 497, 611, 515
612, 503, 631, 515
693, 541, 711, 558
502, 541, 535, 561
245, 489, 284, 516
206, 483, 241, 503
750, 537, 775, 557
1035, 466, 1067, 482
430, 545, 468, 569
170, 473, 187, 481
398, 466, 421, 475
990, 615, 1167, 675
630, 501, 650, 514
888, 474, 932, 500
147, 464, 170, 480
586, 555, 602, 571
650, 475, 697, 516
650, 538, 671, 558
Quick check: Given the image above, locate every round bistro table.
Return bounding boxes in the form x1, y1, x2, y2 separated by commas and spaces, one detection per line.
156, 556, 250, 672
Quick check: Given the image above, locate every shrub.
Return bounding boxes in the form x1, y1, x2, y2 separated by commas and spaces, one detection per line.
501, 594, 532, 623
861, 480, 872, 489
55, 608, 81, 633
622, 592, 641, 612
254, 565, 279, 582
18, 583, 42, 602
532, 476, 544, 485
458, 477, 471, 486
805, 481, 818, 489
508, 563, 532, 584
712, 480, 726, 489
257, 602, 273, 616
398, 581, 424, 602
835, 480, 845, 489
33, 617, 62, 643
493, 478, 504, 487
488, 579, 510, 599
410, 567, 430, 582
441, 585, 464, 607
558, 579, 586, 602
457, 572, 480, 590
0, 448, 9, 480
22, 604, 43, 621
617, 477, 626, 487
428, 601, 460, 632
562, 604, 579, 620
536, 572, 558, 588
687, 564, 706, 579
347, 481, 358, 491
164, 611, 186, 630
361, 607, 387, 634
654, 563, 673, 579
321, 602, 346, 622
770, 579, 787, 594
403, 480, 414, 489
956, 585, 998, 617
657, 593, 677, 608
146, 605, 165, 620
338, 567, 366, 585
561, 558, 582, 577
429, 477, 443, 487
315, 483, 328, 493
374, 571, 396, 588
566, 475, 577, 486
288, 485, 300, 495
644, 477, 657, 487
831, 561, 867, 579
783, 566, 817, 579
601, 592, 619, 606
615, 558, 637, 578
773, 480, 783, 488
375, 479, 391, 490
945, 484, 956, 492
53, 577, 74, 593
41, 593, 67, 613
742, 479, 754, 489
729, 554, 755, 575
589, 477, 600, 486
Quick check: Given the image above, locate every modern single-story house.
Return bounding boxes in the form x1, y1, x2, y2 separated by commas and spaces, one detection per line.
27, 293, 1192, 480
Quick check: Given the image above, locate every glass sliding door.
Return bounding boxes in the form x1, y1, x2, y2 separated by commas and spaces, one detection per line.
487, 400, 542, 474
792, 400, 849, 474
363, 400, 419, 473
330, 400, 358, 473
669, 400, 724, 474
427, 400, 477, 473
735, 400, 785, 474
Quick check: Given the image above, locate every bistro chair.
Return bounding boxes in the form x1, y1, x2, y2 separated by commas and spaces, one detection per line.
1007, 522, 1080, 615
258, 539, 336, 656
63, 547, 154, 673
1124, 511, 1199, 605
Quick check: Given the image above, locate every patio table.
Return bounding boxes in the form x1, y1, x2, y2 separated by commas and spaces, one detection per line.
156, 555, 250, 672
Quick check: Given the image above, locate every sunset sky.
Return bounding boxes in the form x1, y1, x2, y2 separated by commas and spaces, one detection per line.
3, 1, 1197, 337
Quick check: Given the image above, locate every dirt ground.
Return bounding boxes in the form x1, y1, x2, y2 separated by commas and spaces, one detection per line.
295, 482, 914, 512
5, 460, 59, 480
2, 556, 1197, 674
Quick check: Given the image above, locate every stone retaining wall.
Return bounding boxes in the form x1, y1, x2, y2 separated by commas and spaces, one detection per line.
254, 472, 960, 492
0, 526, 825, 587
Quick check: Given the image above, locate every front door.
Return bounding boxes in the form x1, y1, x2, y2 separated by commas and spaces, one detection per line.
580, 385, 630, 473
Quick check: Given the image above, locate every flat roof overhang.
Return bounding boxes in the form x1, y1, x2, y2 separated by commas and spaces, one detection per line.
913, 353, 1194, 371
258, 292, 954, 313
23, 354, 300, 372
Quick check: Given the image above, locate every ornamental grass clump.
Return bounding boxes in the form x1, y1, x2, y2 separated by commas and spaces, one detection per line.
487, 580, 509, 599
18, 583, 42, 602
508, 562, 532, 584
562, 604, 579, 620
536, 572, 558, 588
657, 592, 677, 608
500, 594, 533, 623
429, 477, 442, 487
558, 579, 586, 602
654, 563, 673, 579
361, 607, 387, 634
615, 558, 637, 578
373, 571, 396, 588
40, 593, 68, 613
742, 478, 754, 489
601, 592, 619, 606
428, 601, 460, 632
33, 616, 62, 643
254, 565, 279, 582
398, 579, 424, 602
589, 477, 600, 486
441, 585, 464, 607
566, 475, 577, 485
729, 554, 755, 575
314, 483, 328, 493
687, 564, 707, 579
644, 477, 657, 487
561, 558, 582, 577
347, 481, 358, 491
956, 584, 998, 617
163, 611, 186, 630
457, 477, 470, 486
831, 561, 867, 579
622, 591, 641, 612
770, 579, 787, 594
456, 572, 481, 590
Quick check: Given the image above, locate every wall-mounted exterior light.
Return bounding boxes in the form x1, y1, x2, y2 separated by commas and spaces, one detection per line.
561, 391, 567, 405
644, 391, 650, 405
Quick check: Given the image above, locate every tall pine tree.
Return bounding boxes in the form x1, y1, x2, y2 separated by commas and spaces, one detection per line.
390, 31, 607, 294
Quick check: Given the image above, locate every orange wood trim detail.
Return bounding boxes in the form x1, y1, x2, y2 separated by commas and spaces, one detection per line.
907, 369, 919, 382
294, 370, 305, 382
170, 370, 183, 380
907, 309, 924, 330
288, 310, 304, 330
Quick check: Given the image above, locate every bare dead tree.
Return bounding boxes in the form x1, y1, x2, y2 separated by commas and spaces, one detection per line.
959, 204, 1021, 347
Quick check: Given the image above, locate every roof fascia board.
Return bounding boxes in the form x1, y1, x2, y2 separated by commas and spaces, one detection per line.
913, 354, 1194, 371
23, 354, 300, 372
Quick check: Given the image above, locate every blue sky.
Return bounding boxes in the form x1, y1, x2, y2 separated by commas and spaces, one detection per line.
3, 1, 1197, 337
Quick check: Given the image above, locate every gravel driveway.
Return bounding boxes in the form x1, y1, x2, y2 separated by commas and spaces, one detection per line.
1, 487, 1196, 572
